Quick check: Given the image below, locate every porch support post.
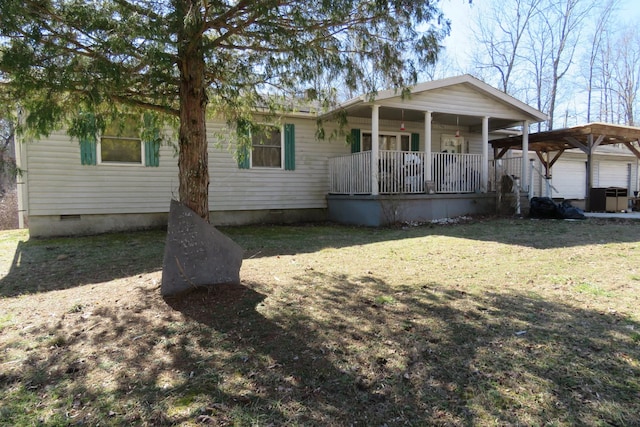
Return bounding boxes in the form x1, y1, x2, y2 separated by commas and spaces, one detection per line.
482, 116, 489, 193
521, 120, 530, 192
371, 104, 380, 196
425, 111, 432, 184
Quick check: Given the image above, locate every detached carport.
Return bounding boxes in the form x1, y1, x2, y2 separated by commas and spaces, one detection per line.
490, 123, 640, 210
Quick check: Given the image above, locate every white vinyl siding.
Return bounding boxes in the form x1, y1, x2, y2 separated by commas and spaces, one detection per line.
209, 117, 347, 211
23, 117, 347, 216
377, 84, 532, 121
539, 154, 639, 200
24, 130, 177, 215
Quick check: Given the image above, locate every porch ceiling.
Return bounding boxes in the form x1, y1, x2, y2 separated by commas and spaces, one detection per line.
490, 122, 640, 157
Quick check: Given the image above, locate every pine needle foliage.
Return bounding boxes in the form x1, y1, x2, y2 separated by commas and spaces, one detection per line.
0, 0, 449, 218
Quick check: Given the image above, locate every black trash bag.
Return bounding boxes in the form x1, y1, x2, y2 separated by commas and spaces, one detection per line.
529, 197, 586, 220
558, 200, 586, 220
529, 197, 561, 219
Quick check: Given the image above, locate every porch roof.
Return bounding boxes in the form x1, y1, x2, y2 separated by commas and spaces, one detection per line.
325, 74, 548, 132
490, 122, 640, 159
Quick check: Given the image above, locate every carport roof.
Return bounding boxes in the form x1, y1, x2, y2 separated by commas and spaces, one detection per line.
490, 122, 640, 158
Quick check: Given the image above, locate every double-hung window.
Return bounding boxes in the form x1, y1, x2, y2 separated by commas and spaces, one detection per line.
349, 128, 419, 153
98, 118, 143, 165
361, 132, 411, 151
251, 125, 283, 168
80, 115, 160, 167
237, 122, 295, 170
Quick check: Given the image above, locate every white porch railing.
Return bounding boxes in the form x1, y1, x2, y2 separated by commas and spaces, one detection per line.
378, 151, 427, 193
329, 151, 483, 195
489, 157, 522, 192
432, 152, 482, 193
329, 151, 372, 194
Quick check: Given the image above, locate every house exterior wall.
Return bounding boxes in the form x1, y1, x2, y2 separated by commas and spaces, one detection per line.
22, 130, 178, 217
377, 84, 534, 122
528, 149, 640, 202
20, 115, 349, 236
208, 116, 347, 212
345, 116, 497, 157
19, 113, 500, 236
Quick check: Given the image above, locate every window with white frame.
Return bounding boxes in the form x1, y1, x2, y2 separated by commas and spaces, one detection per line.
99, 118, 143, 164
361, 132, 411, 151
252, 125, 282, 168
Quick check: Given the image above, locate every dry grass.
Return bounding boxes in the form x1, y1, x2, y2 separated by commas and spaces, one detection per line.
1, 217, 640, 426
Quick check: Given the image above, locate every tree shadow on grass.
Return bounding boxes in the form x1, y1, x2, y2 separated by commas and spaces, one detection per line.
1, 275, 639, 425
0, 229, 166, 297
3, 218, 640, 297
1, 282, 382, 425
283, 270, 640, 425
162, 283, 387, 425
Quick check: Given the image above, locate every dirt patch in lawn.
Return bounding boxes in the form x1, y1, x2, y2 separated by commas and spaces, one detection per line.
1, 218, 640, 426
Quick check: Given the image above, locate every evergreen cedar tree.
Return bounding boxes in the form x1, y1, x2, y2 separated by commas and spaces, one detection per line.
0, 0, 451, 222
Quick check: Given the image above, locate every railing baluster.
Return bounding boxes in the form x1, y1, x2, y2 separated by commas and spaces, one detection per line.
330, 151, 486, 195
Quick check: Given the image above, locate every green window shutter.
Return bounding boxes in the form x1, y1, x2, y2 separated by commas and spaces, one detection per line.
144, 138, 160, 167
411, 133, 420, 152
237, 121, 251, 169
141, 114, 161, 167
237, 144, 250, 169
350, 128, 361, 153
80, 137, 97, 165
284, 123, 295, 170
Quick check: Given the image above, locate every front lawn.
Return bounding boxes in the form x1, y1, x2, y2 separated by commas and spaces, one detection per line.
1, 218, 639, 426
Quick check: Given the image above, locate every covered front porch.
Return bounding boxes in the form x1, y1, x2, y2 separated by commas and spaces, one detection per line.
327, 151, 524, 226
323, 75, 547, 226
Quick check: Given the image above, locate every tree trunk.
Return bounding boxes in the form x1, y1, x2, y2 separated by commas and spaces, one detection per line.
177, 1, 210, 222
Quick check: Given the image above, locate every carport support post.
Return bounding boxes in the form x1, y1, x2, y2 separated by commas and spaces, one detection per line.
585, 134, 594, 211
425, 111, 432, 183
521, 120, 529, 192
371, 104, 380, 196
482, 116, 489, 192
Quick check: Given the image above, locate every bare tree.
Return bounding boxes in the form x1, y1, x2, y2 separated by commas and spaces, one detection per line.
540, 0, 593, 129
612, 27, 640, 126
472, 0, 541, 94
582, 0, 618, 123
451, 0, 632, 129
596, 34, 616, 123
523, 9, 553, 132
0, 117, 17, 194
421, 49, 467, 81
